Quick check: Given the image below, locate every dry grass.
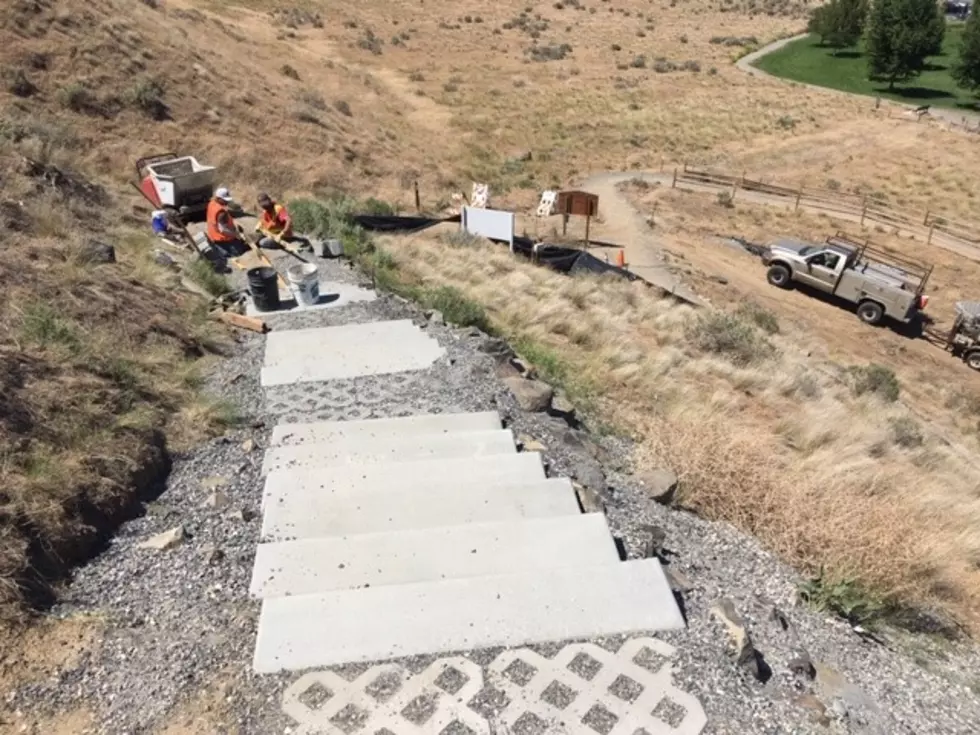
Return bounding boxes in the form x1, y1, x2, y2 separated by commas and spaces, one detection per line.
383, 230, 980, 630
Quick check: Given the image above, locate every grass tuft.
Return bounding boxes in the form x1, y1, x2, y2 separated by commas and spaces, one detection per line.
850, 364, 901, 403
185, 258, 232, 297
685, 311, 774, 365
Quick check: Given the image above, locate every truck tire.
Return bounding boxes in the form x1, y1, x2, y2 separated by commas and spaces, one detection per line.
766, 264, 791, 288
966, 351, 980, 371
856, 300, 884, 325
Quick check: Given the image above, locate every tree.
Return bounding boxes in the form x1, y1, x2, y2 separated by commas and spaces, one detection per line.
866, 0, 946, 89
952, 7, 980, 95
808, 0, 869, 52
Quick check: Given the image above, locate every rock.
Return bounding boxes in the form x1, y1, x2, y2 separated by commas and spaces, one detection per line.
572, 481, 604, 514
510, 150, 533, 162
229, 508, 256, 523
711, 599, 769, 682
137, 526, 185, 551
206, 490, 230, 509
78, 240, 116, 264
508, 357, 534, 377
518, 435, 547, 453
639, 468, 679, 505
570, 457, 606, 494
503, 376, 554, 412
476, 336, 513, 360
548, 390, 577, 425
427, 310, 445, 326
153, 250, 176, 267
828, 698, 849, 721
793, 694, 831, 727
241, 438, 256, 453
201, 475, 229, 491
664, 566, 694, 592
560, 429, 601, 460
710, 274, 729, 285
769, 606, 792, 632
201, 544, 225, 565
788, 653, 817, 680
640, 524, 667, 558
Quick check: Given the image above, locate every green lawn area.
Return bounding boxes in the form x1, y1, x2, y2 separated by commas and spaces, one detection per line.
754, 25, 980, 112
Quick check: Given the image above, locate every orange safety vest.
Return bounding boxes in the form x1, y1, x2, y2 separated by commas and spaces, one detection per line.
206, 198, 237, 243
259, 203, 293, 238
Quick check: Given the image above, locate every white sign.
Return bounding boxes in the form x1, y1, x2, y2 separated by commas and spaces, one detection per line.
537, 190, 557, 217
471, 183, 489, 209
462, 206, 515, 251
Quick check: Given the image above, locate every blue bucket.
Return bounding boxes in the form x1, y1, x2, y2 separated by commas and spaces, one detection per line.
151, 210, 169, 235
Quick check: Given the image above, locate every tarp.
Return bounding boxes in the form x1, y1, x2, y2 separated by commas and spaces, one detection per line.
351, 215, 639, 283
353, 214, 458, 233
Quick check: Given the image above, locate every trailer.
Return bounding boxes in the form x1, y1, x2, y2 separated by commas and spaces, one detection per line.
942, 302, 980, 370
136, 153, 217, 222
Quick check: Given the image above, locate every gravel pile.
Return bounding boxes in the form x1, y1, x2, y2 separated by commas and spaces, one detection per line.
9, 251, 980, 734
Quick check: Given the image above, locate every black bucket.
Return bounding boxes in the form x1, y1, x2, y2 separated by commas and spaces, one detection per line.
247, 267, 280, 312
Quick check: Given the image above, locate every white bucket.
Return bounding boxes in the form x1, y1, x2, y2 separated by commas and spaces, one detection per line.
325, 239, 343, 257
287, 263, 320, 306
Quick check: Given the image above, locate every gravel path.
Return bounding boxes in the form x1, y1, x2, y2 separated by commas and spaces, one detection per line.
8, 249, 980, 734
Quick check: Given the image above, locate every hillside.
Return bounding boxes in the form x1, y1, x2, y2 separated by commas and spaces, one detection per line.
3, 0, 980, 731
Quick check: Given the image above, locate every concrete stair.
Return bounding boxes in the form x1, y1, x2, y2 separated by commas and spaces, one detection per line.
260, 319, 445, 387
250, 514, 618, 598
250, 410, 685, 672
260, 428, 518, 475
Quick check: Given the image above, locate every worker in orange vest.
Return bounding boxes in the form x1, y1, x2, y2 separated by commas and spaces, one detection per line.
206, 187, 248, 257
254, 192, 311, 251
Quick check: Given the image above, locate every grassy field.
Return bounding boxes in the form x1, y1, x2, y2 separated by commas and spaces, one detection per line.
754, 25, 980, 111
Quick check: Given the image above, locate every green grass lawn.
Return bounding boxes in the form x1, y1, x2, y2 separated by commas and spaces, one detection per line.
754, 25, 980, 112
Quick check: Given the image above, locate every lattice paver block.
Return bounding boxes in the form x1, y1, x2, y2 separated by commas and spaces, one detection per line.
537, 190, 557, 217
488, 639, 706, 734
281, 639, 706, 734
283, 657, 489, 734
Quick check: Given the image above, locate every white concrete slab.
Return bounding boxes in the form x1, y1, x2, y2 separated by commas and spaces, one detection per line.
261, 453, 547, 511
263, 319, 422, 356
261, 429, 517, 475
261, 477, 580, 540
250, 514, 617, 598
270, 411, 502, 447
253, 559, 685, 672
260, 342, 445, 386
245, 282, 376, 317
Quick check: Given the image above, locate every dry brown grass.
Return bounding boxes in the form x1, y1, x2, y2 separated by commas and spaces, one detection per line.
383, 229, 980, 629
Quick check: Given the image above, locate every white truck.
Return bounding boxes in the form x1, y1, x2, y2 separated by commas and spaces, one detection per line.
761, 232, 932, 327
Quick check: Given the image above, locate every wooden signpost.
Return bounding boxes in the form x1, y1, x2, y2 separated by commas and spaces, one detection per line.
555, 190, 599, 248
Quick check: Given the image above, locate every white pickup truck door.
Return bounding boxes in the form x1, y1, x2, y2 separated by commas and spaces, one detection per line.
797, 251, 845, 292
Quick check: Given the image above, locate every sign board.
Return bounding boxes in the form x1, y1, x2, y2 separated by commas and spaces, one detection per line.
461, 206, 515, 251
537, 191, 557, 217
556, 190, 598, 218
471, 183, 490, 209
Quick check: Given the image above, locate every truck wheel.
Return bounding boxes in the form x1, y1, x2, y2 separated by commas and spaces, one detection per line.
857, 300, 884, 325
966, 351, 980, 371
766, 264, 791, 288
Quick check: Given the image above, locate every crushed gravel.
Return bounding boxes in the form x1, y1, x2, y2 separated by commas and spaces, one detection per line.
9, 251, 980, 734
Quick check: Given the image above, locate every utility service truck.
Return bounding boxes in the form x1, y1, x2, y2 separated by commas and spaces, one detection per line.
761, 232, 932, 327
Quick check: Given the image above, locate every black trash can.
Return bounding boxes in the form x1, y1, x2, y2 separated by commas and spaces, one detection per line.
247, 267, 280, 312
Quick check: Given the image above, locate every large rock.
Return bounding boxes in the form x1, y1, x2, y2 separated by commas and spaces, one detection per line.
711, 598, 769, 682
572, 481, 604, 514
138, 526, 185, 551
639, 468, 679, 505
569, 457, 606, 494
503, 376, 554, 412
78, 240, 116, 264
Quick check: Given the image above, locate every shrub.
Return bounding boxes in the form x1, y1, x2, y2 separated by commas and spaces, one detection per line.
129, 79, 168, 120
799, 569, 886, 626
736, 302, 780, 334
890, 417, 924, 448
630, 55, 647, 68
528, 43, 572, 61
849, 364, 901, 402
185, 258, 231, 297
280, 64, 300, 80
58, 83, 99, 114
19, 302, 81, 352
408, 71, 425, 82
716, 190, 735, 208
361, 197, 396, 216
357, 29, 384, 55
334, 100, 352, 117
685, 311, 773, 365
8, 69, 37, 98
419, 285, 491, 331
682, 60, 701, 72
298, 89, 327, 110
776, 115, 796, 130
653, 59, 676, 73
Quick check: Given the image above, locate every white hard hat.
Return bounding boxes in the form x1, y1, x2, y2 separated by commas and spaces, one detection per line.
215, 187, 232, 201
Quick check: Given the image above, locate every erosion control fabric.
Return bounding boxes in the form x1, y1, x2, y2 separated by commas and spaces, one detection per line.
353, 215, 640, 283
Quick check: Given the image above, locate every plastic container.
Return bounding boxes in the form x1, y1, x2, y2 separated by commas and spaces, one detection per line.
325, 239, 343, 258
248, 267, 281, 312
151, 210, 169, 235
287, 263, 320, 306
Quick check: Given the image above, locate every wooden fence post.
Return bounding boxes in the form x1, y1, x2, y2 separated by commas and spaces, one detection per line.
414, 181, 421, 213
860, 197, 868, 226
795, 182, 803, 212
672, 167, 677, 189
927, 222, 935, 246
923, 209, 930, 226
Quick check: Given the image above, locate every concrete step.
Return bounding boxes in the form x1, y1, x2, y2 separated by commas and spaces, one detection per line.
250, 514, 618, 598
270, 411, 502, 447
261, 477, 580, 541
261, 319, 444, 386
261, 429, 517, 475
252, 559, 685, 672
261, 452, 547, 511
